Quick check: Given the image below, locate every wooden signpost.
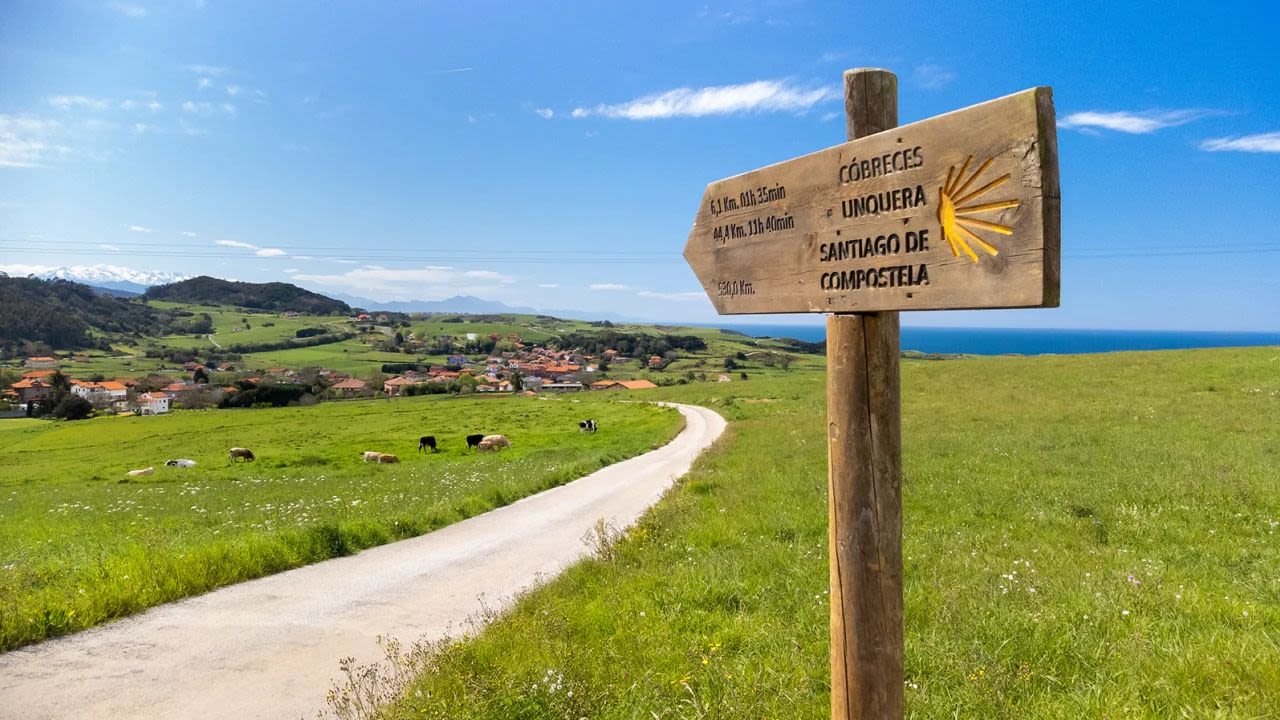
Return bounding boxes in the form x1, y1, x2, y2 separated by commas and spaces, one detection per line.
683, 69, 1060, 719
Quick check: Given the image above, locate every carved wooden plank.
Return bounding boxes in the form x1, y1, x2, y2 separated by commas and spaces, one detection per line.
684, 87, 1060, 314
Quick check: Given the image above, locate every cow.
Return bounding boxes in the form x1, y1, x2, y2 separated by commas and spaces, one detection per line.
126, 467, 154, 477
165, 459, 197, 468
363, 451, 384, 463
228, 447, 256, 462
376, 453, 400, 464
579, 419, 597, 433
465, 433, 485, 451
480, 434, 511, 450
418, 435, 437, 453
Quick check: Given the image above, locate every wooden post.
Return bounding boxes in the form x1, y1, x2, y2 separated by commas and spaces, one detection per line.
827, 68, 904, 720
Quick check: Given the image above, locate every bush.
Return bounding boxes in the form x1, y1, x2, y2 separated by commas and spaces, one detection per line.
50, 395, 93, 421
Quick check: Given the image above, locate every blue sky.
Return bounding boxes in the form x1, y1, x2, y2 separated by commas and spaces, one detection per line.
1, 1, 1277, 330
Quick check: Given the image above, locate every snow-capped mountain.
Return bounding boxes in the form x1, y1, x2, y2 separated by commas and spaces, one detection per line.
38, 265, 189, 295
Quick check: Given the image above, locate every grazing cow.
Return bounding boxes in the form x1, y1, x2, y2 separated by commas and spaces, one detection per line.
465, 433, 485, 451
126, 467, 154, 477
228, 447, 256, 462
165, 459, 197, 468
475, 440, 494, 452
579, 419, 597, 433
418, 435, 438, 453
363, 451, 384, 463
481, 434, 512, 450
376, 453, 400, 464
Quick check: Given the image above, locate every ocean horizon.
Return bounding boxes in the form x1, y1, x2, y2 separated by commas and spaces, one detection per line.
681, 324, 1280, 356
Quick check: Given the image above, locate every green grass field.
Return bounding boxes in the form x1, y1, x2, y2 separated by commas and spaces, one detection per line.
386, 346, 1280, 718
0, 394, 683, 651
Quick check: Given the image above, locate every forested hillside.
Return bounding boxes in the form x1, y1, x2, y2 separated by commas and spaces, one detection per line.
144, 276, 351, 315
0, 275, 167, 354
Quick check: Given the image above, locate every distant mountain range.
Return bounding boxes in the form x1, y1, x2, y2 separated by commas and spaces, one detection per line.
35, 265, 190, 296
327, 292, 641, 322
17, 265, 640, 321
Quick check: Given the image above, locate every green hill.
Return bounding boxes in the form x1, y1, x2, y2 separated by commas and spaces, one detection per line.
0, 275, 167, 353
143, 276, 351, 315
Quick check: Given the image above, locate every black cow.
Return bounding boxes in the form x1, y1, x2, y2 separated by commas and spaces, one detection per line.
579, 419, 597, 433
465, 433, 485, 451
418, 435, 437, 453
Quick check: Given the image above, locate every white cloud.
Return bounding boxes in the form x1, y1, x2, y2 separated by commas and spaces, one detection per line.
536, 283, 559, 288
283, 268, 299, 273
225, 85, 242, 97
109, 2, 147, 17
535, 108, 554, 120
914, 64, 956, 90
197, 77, 213, 90
182, 101, 211, 115
100, 244, 121, 251
184, 64, 227, 77
291, 254, 313, 260
1200, 131, 1280, 153
427, 67, 473, 75
292, 265, 517, 302
571, 79, 838, 120
637, 290, 706, 301
221, 103, 236, 115
1059, 109, 1214, 134
132, 123, 154, 134
215, 239, 256, 249
0, 114, 62, 168
49, 95, 111, 111
182, 231, 197, 237
119, 99, 137, 111
589, 283, 629, 291
147, 100, 163, 112
128, 225, 153, 233
255, 248, 286, 257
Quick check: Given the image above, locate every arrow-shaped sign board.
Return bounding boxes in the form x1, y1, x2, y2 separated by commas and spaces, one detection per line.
684, 87, 1060, 314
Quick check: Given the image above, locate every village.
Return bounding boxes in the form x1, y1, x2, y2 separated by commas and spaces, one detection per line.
1, 337, 671, 417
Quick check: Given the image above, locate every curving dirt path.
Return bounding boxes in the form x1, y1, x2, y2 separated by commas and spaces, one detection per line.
0, 403, 726, 720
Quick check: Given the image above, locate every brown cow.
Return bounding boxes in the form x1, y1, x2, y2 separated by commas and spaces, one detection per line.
228, 447, 256, 462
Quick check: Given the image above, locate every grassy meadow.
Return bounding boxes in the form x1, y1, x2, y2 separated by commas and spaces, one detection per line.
0, 393, 683, 651
386, 346, 1280, 718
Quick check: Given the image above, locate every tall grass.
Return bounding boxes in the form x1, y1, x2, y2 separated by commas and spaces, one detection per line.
386, 346, 1280, 718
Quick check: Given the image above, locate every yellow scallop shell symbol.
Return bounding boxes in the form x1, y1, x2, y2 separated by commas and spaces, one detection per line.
937, 155, 1020, 263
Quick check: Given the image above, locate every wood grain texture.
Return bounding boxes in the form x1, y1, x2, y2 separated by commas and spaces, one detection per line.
684, 86, 1060, 314
828, 68, 904, 720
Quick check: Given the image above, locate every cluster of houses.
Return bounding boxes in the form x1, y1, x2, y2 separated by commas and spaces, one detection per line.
4, 340, 665, 417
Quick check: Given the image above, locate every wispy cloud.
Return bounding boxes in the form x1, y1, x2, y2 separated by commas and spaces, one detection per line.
536, 283, 559, 288
184, 64, 227, 77
225, 85, 242, 97
1200, 131, 1280, 153
0, 114, 64, 168
914, 64, 956, 90
215, 238, 286, 256
571, 79, 838, 120
49, 95, 112, 111
128, 224, 153, 233
182, 231, 197, 237
535, 108, 554, 120
100, 244, 121, 251
108, 2, 147, 18
637, 290, 705, 301
589, 283, 629, 291
292, 265, 516, 302
427, 67, 473, 75
1060, 109, 1216, 134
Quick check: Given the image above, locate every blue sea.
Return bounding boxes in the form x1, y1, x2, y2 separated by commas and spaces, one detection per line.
696, 324, 1280, 356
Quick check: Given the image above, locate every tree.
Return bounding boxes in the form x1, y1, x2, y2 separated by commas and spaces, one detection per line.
724, 356, 738, 370
740, 371, 748, 380
51, 394, 93, 420
193, 367, 209, 384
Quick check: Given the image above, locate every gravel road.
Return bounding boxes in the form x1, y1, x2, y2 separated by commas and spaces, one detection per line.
0, 402, 725, 719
